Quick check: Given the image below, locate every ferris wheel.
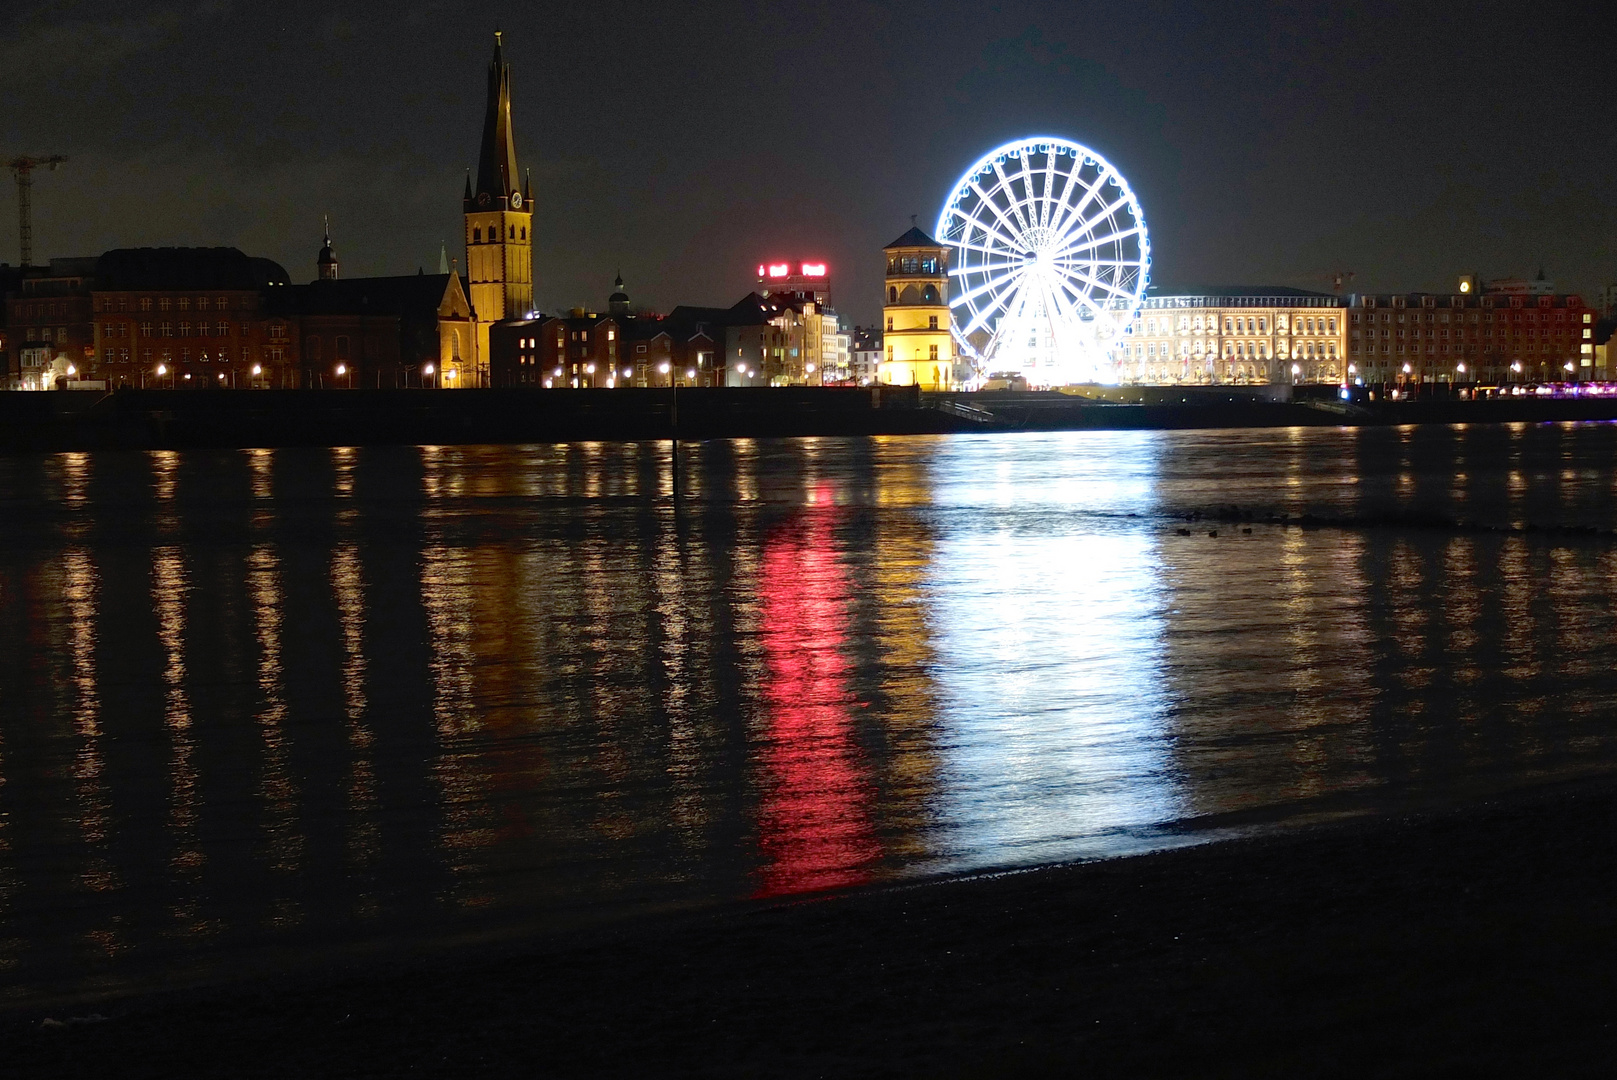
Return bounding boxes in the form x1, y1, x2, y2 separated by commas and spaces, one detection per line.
937, 137, 1150, 386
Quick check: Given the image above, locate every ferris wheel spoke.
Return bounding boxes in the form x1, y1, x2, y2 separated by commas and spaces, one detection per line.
1056, 193, 1137, 255
951, 265, 1028, 310
959, 272, 1030, 339
941, 232, 1021, 262
966, 179, 1032, 254
991, 157, 1036, 238
1047, 165, 1112, 244
1054, 224, 1143, 260
1046, 159, 1084, 235
1037, 152, 1059, 230
1047, 272, 1109, 323
949, 259, 1031, 277
1057, 265, 1134, 304
943, 208, 1027, 258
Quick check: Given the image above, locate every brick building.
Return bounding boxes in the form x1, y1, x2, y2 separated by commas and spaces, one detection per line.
6, 258, 98, 389
1346, 288, 1596, 387
91, 248, 292, 389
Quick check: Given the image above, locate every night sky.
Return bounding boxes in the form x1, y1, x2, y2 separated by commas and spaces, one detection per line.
3, 0, 1613, 327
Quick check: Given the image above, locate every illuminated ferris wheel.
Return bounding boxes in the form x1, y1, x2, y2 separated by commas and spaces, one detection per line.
937, 137, 1150, 385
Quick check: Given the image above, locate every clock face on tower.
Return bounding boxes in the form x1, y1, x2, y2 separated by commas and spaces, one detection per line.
510, 191, 522, 209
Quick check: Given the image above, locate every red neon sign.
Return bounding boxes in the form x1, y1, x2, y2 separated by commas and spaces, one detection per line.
800, 263, 827, 277
767, 263, 791, 278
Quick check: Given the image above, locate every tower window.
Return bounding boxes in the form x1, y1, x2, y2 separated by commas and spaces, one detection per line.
473, 227, 482, 242
521, 227, 527, 240
886, 317, 893, 332
929, 316, 938, 330
888, 287, 896, 303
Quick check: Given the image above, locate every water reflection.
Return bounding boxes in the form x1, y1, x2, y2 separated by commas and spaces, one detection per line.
6, 425, 1617, 1003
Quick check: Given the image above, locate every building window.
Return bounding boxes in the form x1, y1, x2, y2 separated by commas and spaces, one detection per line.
473, 227, 481, 242
928, 315, 938, 330
335, 335, 350, 359
160, 323, 172, 337
159, 298, 171, 311
178, 298, 190, 311
929, 345, 939, 361
886, 317, 893, 332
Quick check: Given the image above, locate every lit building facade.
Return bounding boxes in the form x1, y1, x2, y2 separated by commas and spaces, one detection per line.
849, 327, 882, 385
879, 227, 954, 390
757, 261, 830, 307
1117, 288, 1346, 385
1345, 289, 1596, 386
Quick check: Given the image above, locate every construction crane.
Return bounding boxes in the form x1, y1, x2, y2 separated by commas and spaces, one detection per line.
6, 155, 67, 268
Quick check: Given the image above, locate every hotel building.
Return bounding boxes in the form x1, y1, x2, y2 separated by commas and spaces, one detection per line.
1117, 288, 1347, 385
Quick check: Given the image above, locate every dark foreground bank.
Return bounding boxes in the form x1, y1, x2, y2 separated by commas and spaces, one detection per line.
9, 386, 1617, 451
11, 776, 1617, 1078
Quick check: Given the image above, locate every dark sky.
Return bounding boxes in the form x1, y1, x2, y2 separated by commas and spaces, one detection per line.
3, 0, 1613, 326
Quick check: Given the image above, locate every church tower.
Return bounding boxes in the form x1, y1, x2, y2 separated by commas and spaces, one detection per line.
317, 217, 338, 280
463, 30, 533, 386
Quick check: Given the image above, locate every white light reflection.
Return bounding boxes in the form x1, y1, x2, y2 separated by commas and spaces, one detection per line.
921, 432, 1183, 871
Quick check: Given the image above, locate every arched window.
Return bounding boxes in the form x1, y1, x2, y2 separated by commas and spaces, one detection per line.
521, 227, 527, 240
921, 284, 939, 304
888, 287, 897, 303
473, 227, 482, 243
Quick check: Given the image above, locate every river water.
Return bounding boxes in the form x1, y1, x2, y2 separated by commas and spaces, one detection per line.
5, 424, 1617, 1005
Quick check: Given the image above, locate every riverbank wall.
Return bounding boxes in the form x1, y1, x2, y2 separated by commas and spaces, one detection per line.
5, 385, 1617, 451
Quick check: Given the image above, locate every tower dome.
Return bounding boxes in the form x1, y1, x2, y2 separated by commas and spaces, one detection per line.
608, 272, 630, 315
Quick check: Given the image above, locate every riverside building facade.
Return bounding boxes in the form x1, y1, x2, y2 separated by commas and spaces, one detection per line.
1345, 288, 1597, 387
1117, 288, 1347, 385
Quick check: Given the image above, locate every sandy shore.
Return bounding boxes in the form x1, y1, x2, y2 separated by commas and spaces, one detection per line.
11, 776, 1617, 1077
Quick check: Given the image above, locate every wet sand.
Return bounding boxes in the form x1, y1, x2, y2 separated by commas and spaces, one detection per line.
11, 775, 1617, 1077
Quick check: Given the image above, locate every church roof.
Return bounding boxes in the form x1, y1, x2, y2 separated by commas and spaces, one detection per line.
267, 274, 459, 319
472, 32, 521, 203
884, 226, 941, 250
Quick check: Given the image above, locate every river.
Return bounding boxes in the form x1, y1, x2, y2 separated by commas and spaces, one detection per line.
4, 423, 1617, 1005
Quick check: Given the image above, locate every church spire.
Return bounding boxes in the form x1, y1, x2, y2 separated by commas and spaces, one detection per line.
470, 29, 521, 208
317, 215, 338, 280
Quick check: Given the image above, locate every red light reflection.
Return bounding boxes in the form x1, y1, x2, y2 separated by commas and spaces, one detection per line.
753, 499, 879, 898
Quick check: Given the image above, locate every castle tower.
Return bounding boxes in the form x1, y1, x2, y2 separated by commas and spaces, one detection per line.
317, 217, 338, 280
608, 272, 630, 316
463, 30, 533, 386
879, 225, 955, 390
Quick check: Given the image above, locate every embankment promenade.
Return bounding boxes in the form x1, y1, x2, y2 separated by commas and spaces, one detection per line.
6, 386, 1617, 452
